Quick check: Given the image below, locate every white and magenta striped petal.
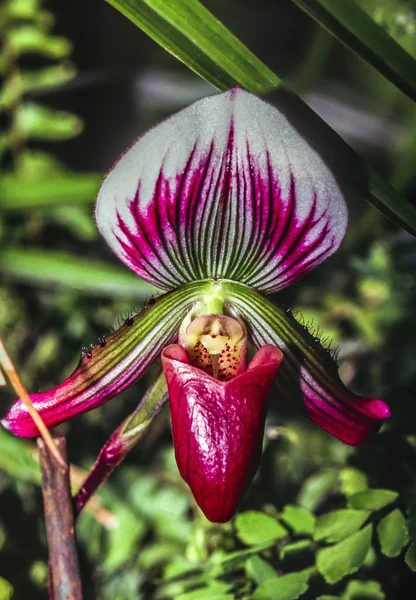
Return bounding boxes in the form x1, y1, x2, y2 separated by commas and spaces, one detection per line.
96, 88, 347, 293
1, 283, 205, 438
224, 281, 390, 446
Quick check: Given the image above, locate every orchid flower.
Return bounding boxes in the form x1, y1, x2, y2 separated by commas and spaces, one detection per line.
2, 88, 390, 523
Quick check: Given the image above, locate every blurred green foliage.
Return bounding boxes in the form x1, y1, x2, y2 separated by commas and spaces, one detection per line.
0, 0, 416, 598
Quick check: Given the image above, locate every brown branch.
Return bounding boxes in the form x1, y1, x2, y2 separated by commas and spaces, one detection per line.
38, 437, 83, 600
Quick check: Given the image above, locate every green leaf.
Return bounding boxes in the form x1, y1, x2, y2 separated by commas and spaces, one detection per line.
106, 0, 280, 95
15, 103, 83, 140
339, 468, 369, 496
137, 541, 179, 570
365, 169, 416, 241
177, 593, 233, 600
377, 509, 408, 557
252, 570, 310, 600
342, 579, 385, 600
0, 576, 13, 600
316, 525, 373, 584
291, 0, 416, 103
314, 509, 370, 543
235, 511, 287, 546
20, 64, 77, 93
317, 597, 340, 600
8, 26, 72, 58
0, 249, 158, 297
405, 541, 416, 572
246, 556, 277, 585
347, 489, 398, 511
280, 505, 316, 535
123, 472, 191, 543
0, 173, 101, 210
107, 0, 416, 237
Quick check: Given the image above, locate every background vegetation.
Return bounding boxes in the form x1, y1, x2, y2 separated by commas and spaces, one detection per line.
0, 0, 415, 598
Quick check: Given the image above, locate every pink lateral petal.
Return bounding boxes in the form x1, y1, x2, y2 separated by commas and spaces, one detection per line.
300, 368, 390, 445
223, 284, 391, 448
2, 285, 203, 437
162, 344, 283, 522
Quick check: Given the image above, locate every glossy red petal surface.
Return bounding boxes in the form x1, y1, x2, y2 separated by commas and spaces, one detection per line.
162, 344, 283, 522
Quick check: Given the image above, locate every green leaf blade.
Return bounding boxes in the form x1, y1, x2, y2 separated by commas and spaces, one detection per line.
0, 173, 101, 210
107, 0, 416, 237
347, 489, 398, 511
0, 249, 159, 297
343, 579, 385, 600
377, 509, 408, 557
107, 0, 280, 95
252, 570, 310, 600
316, 525, 373, 584
405, 541, 416, 572
235, 511, 287, 546
314, 509, 370, 543
280, 505, 316, 536
245, 556, 277, 585
291, 0, 416, 103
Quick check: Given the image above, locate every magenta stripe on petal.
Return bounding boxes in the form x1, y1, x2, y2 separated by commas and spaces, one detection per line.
96, 88, 347, 293
300, 368, 390, 445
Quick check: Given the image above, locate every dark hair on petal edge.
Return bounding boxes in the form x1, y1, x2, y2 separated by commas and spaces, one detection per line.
290, 308, 340, 366
78, 296, 161, 363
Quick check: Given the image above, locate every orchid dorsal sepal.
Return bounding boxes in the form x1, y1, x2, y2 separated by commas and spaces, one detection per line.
96, 87, 347, 294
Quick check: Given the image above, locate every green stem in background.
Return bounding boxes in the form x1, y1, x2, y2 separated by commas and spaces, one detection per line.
106, 0, 416, 237
74, 372, 168, 515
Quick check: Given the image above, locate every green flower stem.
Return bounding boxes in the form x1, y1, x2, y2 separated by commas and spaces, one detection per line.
119, 370, 168, 445
201, 286, 225, 315
74, 371, 168, 515
73, 279, 222, 514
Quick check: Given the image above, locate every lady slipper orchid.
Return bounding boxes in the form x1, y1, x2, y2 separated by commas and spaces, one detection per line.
1, 88, 390, 523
